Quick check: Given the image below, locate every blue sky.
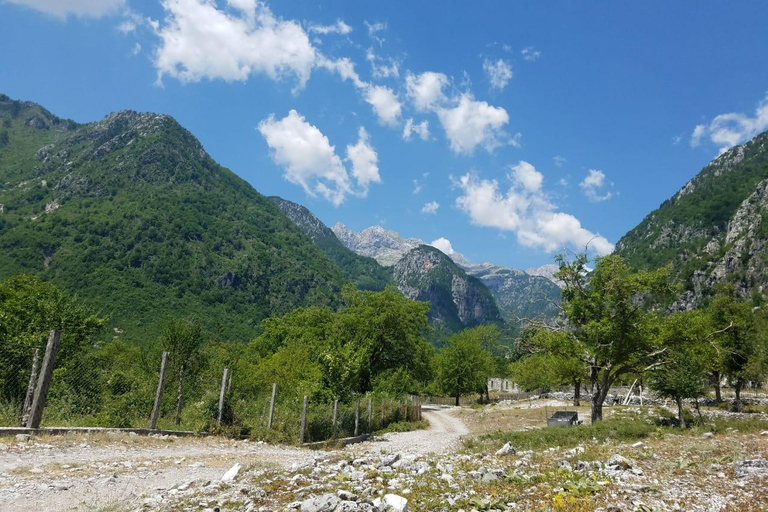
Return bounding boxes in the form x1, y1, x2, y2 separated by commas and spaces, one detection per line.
1, 1, 768, 269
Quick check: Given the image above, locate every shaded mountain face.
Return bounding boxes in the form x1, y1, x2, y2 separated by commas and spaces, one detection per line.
463, 262, 561, 323
616, 131, 768, 308
269, 197, 392, 291
393, 245, 502, 334
0, 94, 351, 343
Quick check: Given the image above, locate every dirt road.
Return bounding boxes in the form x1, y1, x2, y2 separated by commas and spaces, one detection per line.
0, 406, 469, 512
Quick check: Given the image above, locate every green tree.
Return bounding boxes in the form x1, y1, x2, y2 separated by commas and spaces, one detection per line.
159, 319, 207, 425
553, 254, 671, 422
709, 290, 768, 412
648, 310, 711, 427
435, 327, 495, 406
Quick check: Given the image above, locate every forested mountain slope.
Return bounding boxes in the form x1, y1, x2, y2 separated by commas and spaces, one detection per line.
616, 131, 768, 307
0, 94, 351, 343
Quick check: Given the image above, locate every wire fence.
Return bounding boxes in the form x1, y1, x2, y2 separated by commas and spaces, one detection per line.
0, 330, 423, 444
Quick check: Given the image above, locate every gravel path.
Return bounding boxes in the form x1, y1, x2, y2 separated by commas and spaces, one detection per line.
346, 405, 468, 458
0, 407, 469, 512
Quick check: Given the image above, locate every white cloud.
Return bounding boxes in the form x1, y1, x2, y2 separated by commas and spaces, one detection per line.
309, 19, 352, 35
422, 201, 440, 214
4, 0, 124, 18
345, 127, 380, 195
430, 237, 454, 254
366, 48, 399, 79
454, 162, 614, 255
364, 85, 402, 126
483, 58, 513, 91
132, 42, 142, 55
437, 93, 509, 155
521, 46, 541, 62
153, 0, 316, 89
553, 155, 567, 167
579, 169, 613, 202
405, 71, 449, 112
364, 20, 387, 45
402, 118, 430, 141
316, 56, 366, 89
117, 19, 136, 33
412, 180, 422, 194
258, 111, 379, 206
690, 94, 768, 153
510, 161, 543, 192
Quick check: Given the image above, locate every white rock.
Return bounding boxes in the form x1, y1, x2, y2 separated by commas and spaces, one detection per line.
631, 442, 645, 448
221, 463, 242, 482
495, 442, 516, 456
382, 494, 408, 512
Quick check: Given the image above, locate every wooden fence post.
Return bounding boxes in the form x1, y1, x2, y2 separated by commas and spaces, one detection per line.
354, 398, 360, 436
28, 330, 62, 429
380, 399, 385, 429
20, 348, 40, 427
367, 398, 372, 433
217, 368, 229, 425
148, 351, 170, 430
332, 399, 338, 438
299, 395, 308, 444
267, 383, 277, 429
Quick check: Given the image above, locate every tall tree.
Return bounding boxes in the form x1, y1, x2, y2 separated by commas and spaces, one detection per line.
553, 253, 671, 422
435, 327, 495, 406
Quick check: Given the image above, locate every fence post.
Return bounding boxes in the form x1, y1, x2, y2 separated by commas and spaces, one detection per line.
218, 368, 229, 425
332, 399, 338, 438
299, 395, 308, 444
148, 351, 170, 430
268, 383, 277, 429
227, 369, 233, 394
367, 398, 372, 433
354, 398, 360, 436
27, 330, 62, 429
380, 399, 385, 429
20, 348, 40, 427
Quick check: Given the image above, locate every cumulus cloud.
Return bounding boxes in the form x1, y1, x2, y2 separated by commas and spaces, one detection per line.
454, 161, 614, 255
153, 0, 316, 89
430, 237, 455, 254
403, 119, 430, 141
437, 93, 510, 155
422, 201, 440, 214
309, 19, 352, 35
364, 85, 402, 126
345, 127, 381, 194
405, 71, 449, 112
690, 94, 768, 153
4, 0, 125, 18
521, 46, 541, 61
483, 58, 513, 91
579, 169, 613, 202
258, 110, 379, 205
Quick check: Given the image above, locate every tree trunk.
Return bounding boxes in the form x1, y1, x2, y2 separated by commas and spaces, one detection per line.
676, 395, 686, 428
455, 393, 460, 406
713, 371, 722, 403
573, 379, 581, 407
174, 363, 185, 426
734, 379, 743, 413
485, 384, 490, 404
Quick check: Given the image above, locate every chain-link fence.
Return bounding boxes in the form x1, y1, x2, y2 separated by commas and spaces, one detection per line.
0, 330, 423, 444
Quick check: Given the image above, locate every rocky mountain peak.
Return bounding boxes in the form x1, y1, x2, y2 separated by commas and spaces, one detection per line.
331, 223, 423, 266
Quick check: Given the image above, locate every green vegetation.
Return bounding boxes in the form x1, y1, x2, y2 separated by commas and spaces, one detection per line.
0, 96, 350, 345
435, 325, 496, 405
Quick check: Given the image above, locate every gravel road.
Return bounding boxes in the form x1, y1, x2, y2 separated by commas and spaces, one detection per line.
0, 406, 468, 512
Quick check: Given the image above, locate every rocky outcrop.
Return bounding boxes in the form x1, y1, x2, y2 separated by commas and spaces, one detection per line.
331, 224, 422, 267
393, 246, 502, 330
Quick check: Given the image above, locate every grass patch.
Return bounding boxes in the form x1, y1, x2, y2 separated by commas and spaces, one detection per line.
375, 419, 429, 435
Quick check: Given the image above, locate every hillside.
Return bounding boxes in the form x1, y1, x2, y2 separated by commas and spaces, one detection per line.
269, 197, 392, 291
615, 131, 768, 307
0, 94, 351, 343
393, 245, 502, 337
